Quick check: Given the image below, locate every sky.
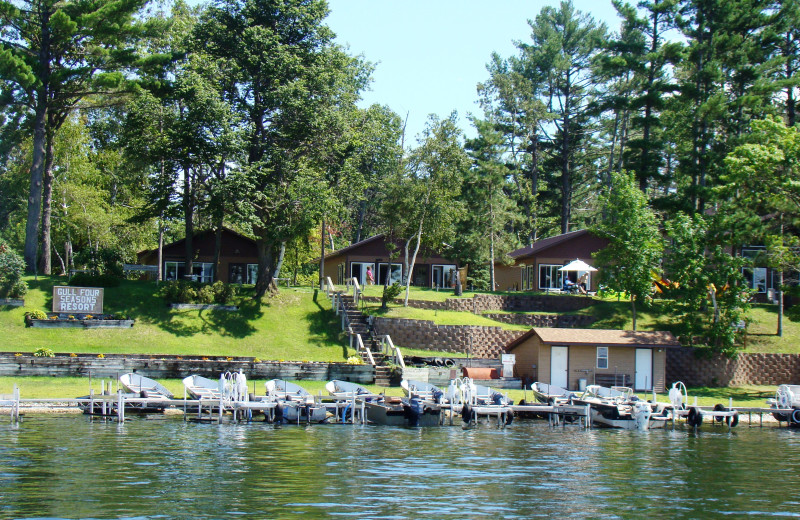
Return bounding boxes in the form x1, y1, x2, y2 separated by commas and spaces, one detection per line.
325, 0, 624, 143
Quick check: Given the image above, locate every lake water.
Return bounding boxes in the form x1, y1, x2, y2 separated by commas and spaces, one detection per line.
1, 415, 799, 519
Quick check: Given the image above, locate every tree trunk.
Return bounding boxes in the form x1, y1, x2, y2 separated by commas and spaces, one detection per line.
319, 219, 326, 288
255, 237, 277, 299
404, 222, 424, 307
489, 197, 496, 292
39, 129, 56, 275
273, 241, 286, 279
631, 295, 637, 331
24, 97, 48, 272
157, 222, 164, 282
213, 222, 223, 282
183, 165, 194, 278
778, 271, 784, 337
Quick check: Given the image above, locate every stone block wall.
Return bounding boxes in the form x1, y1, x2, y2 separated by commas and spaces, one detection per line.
375, 317, 524, 359
483, 313, 596, 328
666, 348, 800, 387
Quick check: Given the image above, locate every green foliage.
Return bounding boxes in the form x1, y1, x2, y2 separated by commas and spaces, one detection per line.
159, 280, 237, 305
346, 355, 364, 365
381, 283, 403, 309
68, 273, 121, 288
0, 240, 27, 298
32, 347, 55, 358
592, 171, 664, 330
24, 309, 47, 321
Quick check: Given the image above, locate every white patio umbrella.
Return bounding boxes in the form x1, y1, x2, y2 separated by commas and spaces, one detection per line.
558, 259, 597, 272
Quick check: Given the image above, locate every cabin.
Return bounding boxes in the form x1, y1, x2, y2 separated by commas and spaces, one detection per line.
137, 228, 259, 284
493, 229, 609, 292
322, 234, 459, 288
505, 328, 681, 392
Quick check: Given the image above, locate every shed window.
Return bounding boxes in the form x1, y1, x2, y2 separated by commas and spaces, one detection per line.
597, 347, 609, 369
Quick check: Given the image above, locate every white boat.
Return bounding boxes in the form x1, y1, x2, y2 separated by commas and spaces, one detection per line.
573, 385, 670, 430
119, 373, 174, 399
767, 384, 800, 424
446, 378, 511, 406
363, 396, 442, 427
183, 375, 223, 400
265, 379, 327, 423
530, 382, 575, 404
401, 380, 444, 402
325, 380, 379, 400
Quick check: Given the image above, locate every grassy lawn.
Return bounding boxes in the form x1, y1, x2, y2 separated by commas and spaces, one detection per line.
364, 302, 529, 331
3, 276, 352, 362
0, 376, 776, 408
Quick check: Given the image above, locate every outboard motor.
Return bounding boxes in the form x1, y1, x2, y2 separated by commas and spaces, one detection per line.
632, 402, 652, 431
406, 397, 423, 427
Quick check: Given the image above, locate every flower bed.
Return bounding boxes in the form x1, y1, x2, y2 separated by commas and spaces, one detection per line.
25, 313, 135, 329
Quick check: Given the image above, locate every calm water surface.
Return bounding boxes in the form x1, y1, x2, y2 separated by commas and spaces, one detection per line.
1, 415, 799, 519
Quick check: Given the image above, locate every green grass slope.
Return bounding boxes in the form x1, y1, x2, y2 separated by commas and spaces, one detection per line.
3, 276, 351, 362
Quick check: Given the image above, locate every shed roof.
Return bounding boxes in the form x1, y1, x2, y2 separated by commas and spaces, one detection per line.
506, 328, 681, 351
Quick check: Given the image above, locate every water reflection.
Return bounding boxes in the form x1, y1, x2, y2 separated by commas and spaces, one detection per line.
0, 416, 799, 519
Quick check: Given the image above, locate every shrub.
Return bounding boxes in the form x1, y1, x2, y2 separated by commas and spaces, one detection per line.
69, 272, 120, 288
212, 281, 236, 304
346, 355, 365, 365
33, 347, 55, 358
381, 282, 403, 309
159, 280, 198, 303
25, 309, 47, 321
0, 240, 27, 298
196, 284, 215, 304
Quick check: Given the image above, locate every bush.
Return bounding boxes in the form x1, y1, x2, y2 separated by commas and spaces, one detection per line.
69, 272, 121, 288
160, 280, 236, 304
72, 246, 125, 278
346, 355, 365, 365
0, 240, 27, 299
196, 284, 215, 304
381, 282, 403, 309
33, 347, 55, 358
25, 309, 47, 321
212, 281, 236, 304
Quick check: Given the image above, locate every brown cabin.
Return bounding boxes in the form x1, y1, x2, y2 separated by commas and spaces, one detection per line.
494, 229, 609, 292
506, 328, 680, 392
137, 228, 259, 284
322, 234, 458, 288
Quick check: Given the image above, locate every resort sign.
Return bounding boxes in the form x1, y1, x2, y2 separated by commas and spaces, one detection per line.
53, 286, 104, 314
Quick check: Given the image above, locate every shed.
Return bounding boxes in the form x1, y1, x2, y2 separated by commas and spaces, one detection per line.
505, 328, 681, 392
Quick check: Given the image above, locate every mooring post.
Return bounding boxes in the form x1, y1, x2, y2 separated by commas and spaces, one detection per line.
117, 390, 124, 423
12, 383, 20, 423
586, 404, 591, 429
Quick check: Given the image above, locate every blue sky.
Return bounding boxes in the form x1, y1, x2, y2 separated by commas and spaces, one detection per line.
325, 0, 623, 143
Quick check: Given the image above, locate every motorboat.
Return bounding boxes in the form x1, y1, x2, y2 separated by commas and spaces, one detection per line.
183, 375, 223, 400
77, 373, 172, 415
530, 382, 575, 405
120, 373, 174, 399
265, 379, 327, 423
363, 396, 442, 427
573, 385, 671, 430
325, 380, 380, 401
446, 378, 511, 406
401, 380, 444, 402
767, 384, 800, 425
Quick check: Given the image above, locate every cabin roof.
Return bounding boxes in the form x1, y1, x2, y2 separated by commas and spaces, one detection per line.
506, 327, 681, 351
507, 229, 592, 260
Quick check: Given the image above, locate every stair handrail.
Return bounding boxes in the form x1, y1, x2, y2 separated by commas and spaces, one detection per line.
345, 277, 361, 306
339, 297, 351, 331
355, 333, 376, 366
380, 335, 405, 370
324, 276, 336, 296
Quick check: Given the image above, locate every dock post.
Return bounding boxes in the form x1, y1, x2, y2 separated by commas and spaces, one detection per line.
89, 388, 94, 418
12, 384, 19, 423
117, 391, 124, 423
585, 404, 591, 429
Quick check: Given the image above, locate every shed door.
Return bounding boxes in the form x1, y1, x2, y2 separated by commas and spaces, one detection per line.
635, 348, 653, 391
551, 346, 569, 389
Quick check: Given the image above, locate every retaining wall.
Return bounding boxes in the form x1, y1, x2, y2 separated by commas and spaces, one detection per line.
362, 293, 594, 313
482, 313, 596, 328
666, 349, 800, 387
0, 353, 374, 383
375, 317, 524, 359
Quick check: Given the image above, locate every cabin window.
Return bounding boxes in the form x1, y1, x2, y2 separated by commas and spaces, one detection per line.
538, 264, 563, 290
246, 264, 258, 285
432, 264, 457, 288
597, 347, 609, 369
163, 262, 214, 283
742, 267, 767, 293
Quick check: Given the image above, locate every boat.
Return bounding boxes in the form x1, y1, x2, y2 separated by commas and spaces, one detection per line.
183, 375, 223, 400
265, 379, 327, 423
363, 396, 442, 427
445, 378, 511, 406
573, 385, 670, 430
530, 382, 575, 405
325, 380, 379, 400
400, 380, 444, 402
77, 373, 172, 415
767, 384, 800, 425
120, 373, 174, 399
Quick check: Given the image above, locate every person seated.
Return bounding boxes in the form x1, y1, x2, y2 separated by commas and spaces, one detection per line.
563, 279, 578, 293
577, 273, 589, 295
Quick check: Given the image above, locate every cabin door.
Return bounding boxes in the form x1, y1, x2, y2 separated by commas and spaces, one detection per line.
635, 348, 653, 391
550, 346, 569, 389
